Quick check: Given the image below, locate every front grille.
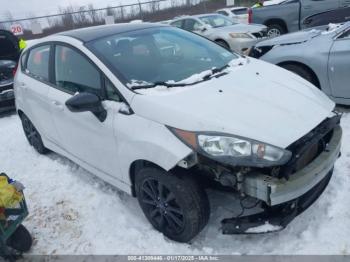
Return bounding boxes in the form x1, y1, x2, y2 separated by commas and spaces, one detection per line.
278, 115, 340, 179
252, 30, 267, 39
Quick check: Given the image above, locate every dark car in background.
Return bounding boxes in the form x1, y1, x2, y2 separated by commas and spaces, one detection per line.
0, 29, 20, 113
303, 7, 350, 28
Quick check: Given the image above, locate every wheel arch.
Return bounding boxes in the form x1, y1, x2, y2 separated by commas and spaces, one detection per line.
214, 38, 230, 48
278, 61, 321, 89
264, 18, 288, 33
129, 159, 170, 197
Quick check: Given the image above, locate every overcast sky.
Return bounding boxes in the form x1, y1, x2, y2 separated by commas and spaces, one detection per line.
1, 0, 139, 20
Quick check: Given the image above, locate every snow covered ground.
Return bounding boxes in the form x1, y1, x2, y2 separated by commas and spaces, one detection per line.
0, 110, 350, 255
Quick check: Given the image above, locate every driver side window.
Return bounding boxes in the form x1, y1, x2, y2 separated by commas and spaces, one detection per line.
55, 45, 102, 96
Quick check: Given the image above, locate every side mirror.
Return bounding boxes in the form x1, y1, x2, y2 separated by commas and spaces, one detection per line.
65, 92, 107, 122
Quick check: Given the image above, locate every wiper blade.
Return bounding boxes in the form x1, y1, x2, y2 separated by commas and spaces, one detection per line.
130, 81, 189, 90
130, 65, 230, 90
211, 64, 230, 75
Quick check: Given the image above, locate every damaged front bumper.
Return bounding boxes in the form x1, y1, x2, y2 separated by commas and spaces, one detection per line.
221, 125, 342, 234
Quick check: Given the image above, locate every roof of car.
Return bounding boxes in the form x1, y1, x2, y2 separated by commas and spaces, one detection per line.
192, 13, 221, 18
58, 22, 167, 43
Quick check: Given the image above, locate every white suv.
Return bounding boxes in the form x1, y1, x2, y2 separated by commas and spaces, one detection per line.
15, 23, 342, 241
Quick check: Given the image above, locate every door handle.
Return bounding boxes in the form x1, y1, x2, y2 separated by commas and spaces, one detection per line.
51, 100, 64, 111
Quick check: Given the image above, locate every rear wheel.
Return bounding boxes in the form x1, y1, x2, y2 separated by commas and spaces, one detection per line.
281, 63, 319, 87
135, 167, 209, 242
20, 114, 48, 154
266, 24, 286, 37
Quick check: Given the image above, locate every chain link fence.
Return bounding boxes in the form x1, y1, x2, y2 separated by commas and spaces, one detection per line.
0, 0, 256, 39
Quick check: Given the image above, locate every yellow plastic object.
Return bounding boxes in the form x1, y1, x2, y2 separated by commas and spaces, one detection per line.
19, 39, 27, 50
0, 176, 23, 208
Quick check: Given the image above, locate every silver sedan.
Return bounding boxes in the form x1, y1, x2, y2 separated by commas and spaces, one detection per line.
170, 14, 267, 54
249, 22, 350, 105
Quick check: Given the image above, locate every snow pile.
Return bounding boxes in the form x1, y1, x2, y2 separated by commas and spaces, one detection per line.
245, 223, 282, 234
0, 110, 350, 254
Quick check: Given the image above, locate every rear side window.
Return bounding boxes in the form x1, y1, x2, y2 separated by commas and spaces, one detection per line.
231, 8, 248, 15
54, 45, 102, 95
217, 11, 228, 16
170, 20, 183, 29
26, 45, 50, 81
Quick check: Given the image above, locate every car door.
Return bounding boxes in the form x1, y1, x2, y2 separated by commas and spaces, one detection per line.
301, 0, 340, 21
18, 44, 59, 143
328, 28, 350, 99
48, 44, 123, 178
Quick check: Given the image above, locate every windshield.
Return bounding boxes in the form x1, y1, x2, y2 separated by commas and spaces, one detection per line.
88, 27, 238, 89
199, 15, 236, 28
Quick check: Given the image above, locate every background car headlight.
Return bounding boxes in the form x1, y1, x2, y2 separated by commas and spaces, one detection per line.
170, 128, 292, 167
229, 33, 252, 39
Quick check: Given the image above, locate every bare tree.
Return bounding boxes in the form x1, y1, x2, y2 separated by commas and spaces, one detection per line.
59, 5, 75, 29
87, 4, 102, 24
149, 0, 160, 13
106, 6, 117, 17
74, 6, 89, 26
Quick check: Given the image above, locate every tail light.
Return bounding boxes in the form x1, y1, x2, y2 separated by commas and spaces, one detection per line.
12, 63, 18, 77
248, 8, 252, 24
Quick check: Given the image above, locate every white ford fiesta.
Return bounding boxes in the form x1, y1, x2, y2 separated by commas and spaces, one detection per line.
14, 23, 342, 242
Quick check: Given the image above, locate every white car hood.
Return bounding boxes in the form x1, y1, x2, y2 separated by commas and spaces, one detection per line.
131, 58, 334, 148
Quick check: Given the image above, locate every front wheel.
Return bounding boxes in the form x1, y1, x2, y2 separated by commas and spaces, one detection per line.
135, 167, 210, 242
281, 63, 319, 87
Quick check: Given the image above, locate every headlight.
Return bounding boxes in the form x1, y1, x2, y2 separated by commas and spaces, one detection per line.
229, 33, 252, 39
170, 128, 292, 167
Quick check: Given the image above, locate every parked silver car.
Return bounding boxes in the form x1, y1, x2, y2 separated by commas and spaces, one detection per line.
170, 14, 267, 53
216, 7, 249, 24
249, 22, 350, 105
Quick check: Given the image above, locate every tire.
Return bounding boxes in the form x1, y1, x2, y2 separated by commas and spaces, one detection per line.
215, 40, 230, 51
7, 225, 32, 252
135, 167, 210, 243
281, 64, 319, 87
266, 24, 286, 37
20, 114, 48, 154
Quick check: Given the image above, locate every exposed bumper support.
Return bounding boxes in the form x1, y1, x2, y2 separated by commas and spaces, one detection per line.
221, 125, 342, 234
244, 125, 342, 206
222, 169, 333, 234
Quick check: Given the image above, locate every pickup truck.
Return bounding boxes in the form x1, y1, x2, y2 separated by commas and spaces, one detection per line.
249, 0, 350, 37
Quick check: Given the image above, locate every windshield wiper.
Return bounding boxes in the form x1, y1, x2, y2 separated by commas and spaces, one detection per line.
130, 81, 190, 90
130, 64, 230, 90
211, 64, 230, 75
